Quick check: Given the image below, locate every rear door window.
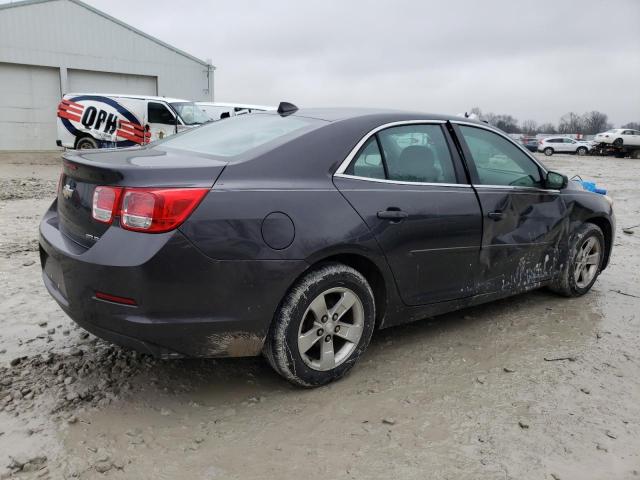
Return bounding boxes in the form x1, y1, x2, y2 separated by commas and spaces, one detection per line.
345, 124, 458, 184
345, 137, 385, 179
377, 125, 457, 183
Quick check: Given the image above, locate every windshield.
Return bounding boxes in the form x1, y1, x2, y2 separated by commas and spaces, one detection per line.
171, 102, 211, 125
158, 113, 322, 157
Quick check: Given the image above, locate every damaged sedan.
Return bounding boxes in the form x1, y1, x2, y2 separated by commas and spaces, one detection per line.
39, 103, 615, 387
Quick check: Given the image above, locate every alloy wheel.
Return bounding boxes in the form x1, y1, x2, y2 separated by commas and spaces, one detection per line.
297, 287, 364, 371
574, 236, 602, 289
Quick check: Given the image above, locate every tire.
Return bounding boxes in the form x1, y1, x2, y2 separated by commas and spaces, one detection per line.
613, 138, 623, 147
631, 149, 640, 160
263, 262, 376, 387
75, 136, 98, 150
548, 223, 605, 297
576, 147, 587, 156
544, 147, 554, 156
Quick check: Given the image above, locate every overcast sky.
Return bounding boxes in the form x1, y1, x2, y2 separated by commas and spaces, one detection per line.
86, 0, 640, 125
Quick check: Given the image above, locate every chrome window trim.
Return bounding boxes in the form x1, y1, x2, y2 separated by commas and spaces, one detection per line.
450, 120, 549, 174
473, 184, 560, 194
334, 118, 560, 194
334, 120, 447, 176
334, 173, 471, 188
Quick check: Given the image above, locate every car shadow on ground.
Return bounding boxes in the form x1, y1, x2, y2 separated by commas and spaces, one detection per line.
142, 286, 599, 399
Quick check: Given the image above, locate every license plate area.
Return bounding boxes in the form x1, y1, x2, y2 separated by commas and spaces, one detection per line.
41, 246, 68, 300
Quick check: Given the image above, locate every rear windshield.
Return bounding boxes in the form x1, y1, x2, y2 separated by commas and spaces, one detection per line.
158, 114, 320, 157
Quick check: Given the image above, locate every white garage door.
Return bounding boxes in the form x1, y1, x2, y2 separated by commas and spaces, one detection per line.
68, 69, 157, 96
0, 62, 61, 150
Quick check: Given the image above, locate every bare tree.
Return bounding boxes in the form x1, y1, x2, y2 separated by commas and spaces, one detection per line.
622, 122, 640, 130
582, 111, 611, 135
470, 107, 483, 117
521, 119, 538, 135
558, 112, 584, 134
537, 123, 557, 134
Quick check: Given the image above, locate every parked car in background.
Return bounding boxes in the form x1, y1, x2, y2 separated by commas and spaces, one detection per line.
521, 137, 539, 152
538, 136, 591, 156
40, 105, 615, 387
594, 129, 640, 147
57, 94, 210, 149
197, 102, 274, 121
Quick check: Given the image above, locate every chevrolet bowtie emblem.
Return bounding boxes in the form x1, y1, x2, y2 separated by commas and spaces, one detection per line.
62, 184, 74, 199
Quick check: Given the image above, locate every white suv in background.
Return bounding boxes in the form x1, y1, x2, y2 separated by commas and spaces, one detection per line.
538, 137, 591, 156
594, 129, 640, 147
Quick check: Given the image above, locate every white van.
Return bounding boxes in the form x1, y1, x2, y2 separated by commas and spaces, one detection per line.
56, 94, 210, 149
196, 102, 274, 122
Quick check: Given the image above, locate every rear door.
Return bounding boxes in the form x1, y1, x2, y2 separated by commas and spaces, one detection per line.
334, 121, 483, 306
562, 138, 577, 152
453, 123, 567, 293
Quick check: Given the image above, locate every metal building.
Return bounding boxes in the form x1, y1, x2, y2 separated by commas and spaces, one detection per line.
0, 0, 215, 150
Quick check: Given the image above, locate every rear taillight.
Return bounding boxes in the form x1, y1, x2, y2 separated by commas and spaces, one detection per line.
92, 186, 123, 224
91, 187, 208, 233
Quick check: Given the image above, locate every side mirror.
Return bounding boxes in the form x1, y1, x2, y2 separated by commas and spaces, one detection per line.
545, 171, 568, 190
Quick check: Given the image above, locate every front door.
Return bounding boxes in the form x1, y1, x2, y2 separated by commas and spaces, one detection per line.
147, 101, 177, 141
453, 123, 567, 294
334, 122, 483, 306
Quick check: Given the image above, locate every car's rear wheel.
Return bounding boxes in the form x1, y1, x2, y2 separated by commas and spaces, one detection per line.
544, 147, 554, 156
576, 146, 587, 156
264, 262, 375, 387
613, 138, 623, 147
76, 136, 98, 150
549, 223, 605, 297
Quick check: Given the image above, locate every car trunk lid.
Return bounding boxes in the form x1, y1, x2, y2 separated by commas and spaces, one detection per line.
57, 147, 226, 248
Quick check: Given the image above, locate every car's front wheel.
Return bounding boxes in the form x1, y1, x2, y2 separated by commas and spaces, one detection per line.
544, 147, 554, 156
576, 146, 588, 156
264, 262, 375, 387
549, 223, 605, 297
613, 138, 623, 147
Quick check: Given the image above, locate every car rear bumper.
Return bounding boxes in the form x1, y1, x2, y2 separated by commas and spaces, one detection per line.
39, 201, 308, 358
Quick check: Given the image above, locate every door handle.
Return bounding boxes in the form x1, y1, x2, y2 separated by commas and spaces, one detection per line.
487, 211, 504, 220
377, 208, 409, 221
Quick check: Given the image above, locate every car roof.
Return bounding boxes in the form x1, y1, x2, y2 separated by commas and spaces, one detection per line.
64, 93, 190, 103
258, 107, 478, 125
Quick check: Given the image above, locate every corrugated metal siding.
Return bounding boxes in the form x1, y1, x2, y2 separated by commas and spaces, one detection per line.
0, 62, 60, 150
0, 0, 213, 149
0, 0, 210, 100
68, 69, 157, 95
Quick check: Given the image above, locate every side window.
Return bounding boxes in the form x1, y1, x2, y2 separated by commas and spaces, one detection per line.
148, 102, 175, 125
377, 125, 457, 183
459, 126, 542, 188
345, 137, 385, 179
564, 138, 574, 143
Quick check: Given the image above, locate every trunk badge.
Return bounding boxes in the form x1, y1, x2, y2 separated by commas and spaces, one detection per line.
62, 184, 75, 199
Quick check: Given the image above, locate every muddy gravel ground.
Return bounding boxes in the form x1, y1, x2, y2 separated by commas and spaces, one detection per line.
0, 150, 639, 479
